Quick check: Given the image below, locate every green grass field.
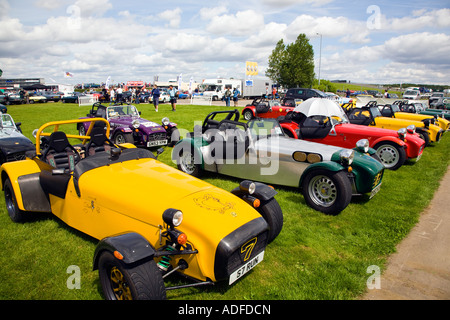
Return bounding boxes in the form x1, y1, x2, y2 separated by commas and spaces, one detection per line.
0, 100, 449, 300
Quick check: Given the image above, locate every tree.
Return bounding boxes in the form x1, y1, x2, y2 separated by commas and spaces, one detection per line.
266, 34, 315, 88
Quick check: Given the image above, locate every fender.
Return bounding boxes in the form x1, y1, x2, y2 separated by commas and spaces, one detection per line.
242, 106, 256, 118
93, 232, 156, 270
280, 122, 299, 139
299, 161, 345, 187
371, 136, 407, 149
172, 138, 206, 169
0, 158, 51, 212
231, 180, 277, 202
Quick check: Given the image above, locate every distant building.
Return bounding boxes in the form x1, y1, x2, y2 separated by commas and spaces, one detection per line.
0, 78, 45, 90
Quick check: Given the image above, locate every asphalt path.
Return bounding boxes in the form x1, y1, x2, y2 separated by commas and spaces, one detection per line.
363, 165, 450, 300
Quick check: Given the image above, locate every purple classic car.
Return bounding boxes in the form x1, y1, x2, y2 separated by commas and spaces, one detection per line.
78, 103, 179, 148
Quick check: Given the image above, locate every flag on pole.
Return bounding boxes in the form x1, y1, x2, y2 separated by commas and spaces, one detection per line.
188, 76, 193, 94
105, 76, 111, 89
178, 73, 182, 92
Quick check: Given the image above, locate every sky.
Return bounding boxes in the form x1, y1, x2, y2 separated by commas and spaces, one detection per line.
0, 0, 449, 86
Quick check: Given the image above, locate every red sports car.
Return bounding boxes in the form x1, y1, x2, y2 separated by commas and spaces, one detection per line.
241, 98, 297, 121
280, 110, 425, 170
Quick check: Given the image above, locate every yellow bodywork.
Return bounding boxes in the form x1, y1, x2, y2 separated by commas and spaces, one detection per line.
372, 116, 442, 142
392, 112, 450, 131
1, 118, 266, 283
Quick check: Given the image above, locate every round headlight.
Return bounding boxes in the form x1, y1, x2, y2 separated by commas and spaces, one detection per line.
340, 149, 354, 166
162, 117, 170, 126
356, 139, 369, 153
163, 209, 183, 227
132, 119, 140, 129
239, 180, 256, 194
397, 128, 407, 139
406, 125, 415, 134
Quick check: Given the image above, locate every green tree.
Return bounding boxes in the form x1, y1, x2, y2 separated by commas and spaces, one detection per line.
266, 34, 315, 88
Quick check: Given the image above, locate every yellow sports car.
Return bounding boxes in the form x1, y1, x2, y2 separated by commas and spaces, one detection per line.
1, 118, 283, 300
347, 105, 444, 146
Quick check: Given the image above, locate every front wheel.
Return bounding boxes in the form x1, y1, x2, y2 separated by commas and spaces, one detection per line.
176, 147, 202, 177
256, 198, 283, 243
374, 141, 406, 170
301, 169, 352, 215
416, 128, 430, 146
98, 251, 166, 300
114, 132, 134, 145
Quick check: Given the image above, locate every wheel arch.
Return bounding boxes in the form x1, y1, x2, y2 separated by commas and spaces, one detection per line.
93, 232, 156, 270
299, 161, 345, 190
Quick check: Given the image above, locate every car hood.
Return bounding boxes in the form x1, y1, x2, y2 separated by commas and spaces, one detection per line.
0, 129, 34, 154
77, 157, 262, 243
110, 116, 166, 133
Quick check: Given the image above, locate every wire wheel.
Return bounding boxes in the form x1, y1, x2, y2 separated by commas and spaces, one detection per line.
180, 150, 196, 174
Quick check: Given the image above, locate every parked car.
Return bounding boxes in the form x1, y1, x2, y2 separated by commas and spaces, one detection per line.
36, 91, 62, 102
79, 102, 180, 148
0, 113, 35, 164
5, 92, 24, 105
61, 92, 86, 103
28, 94, 48, 104
241, 97, 295, 121
402, 90, 421, 100
0, 93, 7, 104
383, 101, 450, 131
0, 104, 7, 113
279, 99, 425, 170
150, 91, 170, 103
283, 88, 327, 105
172, 110, 385, 215
1, 118, 283, 300
346, 104, 443, 146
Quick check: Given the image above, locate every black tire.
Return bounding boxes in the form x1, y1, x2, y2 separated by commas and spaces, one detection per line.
242, 109, 254, 121
114, 132, 134, 145
4, 178, 28, 223
256, 198, 283, 243
168, 128, 180, 147
98, 251, 166, 300
301, 169, 352, 215
374, 141, 406, 170
78, 124, 86, 136
416, 128, 430, 146
175, 145, 202, 177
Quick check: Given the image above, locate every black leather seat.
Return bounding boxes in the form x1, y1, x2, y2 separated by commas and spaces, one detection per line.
41, 131, 80, 172
85, 126, 115, 156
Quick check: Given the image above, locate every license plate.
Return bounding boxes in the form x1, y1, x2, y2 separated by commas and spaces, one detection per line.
370, 183, 382, 199
229, 251, 264, 285
147, 140, 167, 147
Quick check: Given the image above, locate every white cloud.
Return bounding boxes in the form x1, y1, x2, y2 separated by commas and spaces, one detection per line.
199, 6, 228, 20
206, 10, 265, 36
158, 8, 182, 28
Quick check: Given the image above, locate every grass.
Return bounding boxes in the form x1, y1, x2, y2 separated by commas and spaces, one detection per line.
0, 100, 449, 300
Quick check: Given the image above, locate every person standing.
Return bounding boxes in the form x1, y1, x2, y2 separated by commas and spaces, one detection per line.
110, 88, 115, 103
116, 86, 123, 103
151, 85, 160, 112
168, 85, 177, 111
224, 87, 231, 106
233, 88, 240, 107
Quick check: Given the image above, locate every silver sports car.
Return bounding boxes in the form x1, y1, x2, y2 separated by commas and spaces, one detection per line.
172, 110, 385, 215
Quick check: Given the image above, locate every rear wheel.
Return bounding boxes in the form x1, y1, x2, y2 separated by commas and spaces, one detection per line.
4, 178, 27, 222
301, 169, 352, 215
374, 141, 406, 170
98, 251, 166, 300
242, 109, 254, 121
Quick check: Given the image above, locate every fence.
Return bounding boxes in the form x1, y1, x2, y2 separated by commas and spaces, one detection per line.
78, 95, 98, 107
190, 94, 212, 106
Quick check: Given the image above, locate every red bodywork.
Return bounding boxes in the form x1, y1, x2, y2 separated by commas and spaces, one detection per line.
280, 120, 425, 160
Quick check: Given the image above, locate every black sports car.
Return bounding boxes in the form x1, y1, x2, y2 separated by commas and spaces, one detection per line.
0, 113, 35, 164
